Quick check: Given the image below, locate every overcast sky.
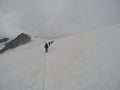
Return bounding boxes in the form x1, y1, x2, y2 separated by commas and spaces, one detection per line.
0, 0, 120, 38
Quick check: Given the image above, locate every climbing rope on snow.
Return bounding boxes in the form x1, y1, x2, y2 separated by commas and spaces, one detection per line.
43, 50, 47, 90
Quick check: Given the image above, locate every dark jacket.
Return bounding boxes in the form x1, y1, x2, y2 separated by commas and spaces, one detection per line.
44, 43, 48, 49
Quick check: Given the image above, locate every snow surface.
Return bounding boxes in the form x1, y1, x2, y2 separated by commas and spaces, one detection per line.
0, 24, 120, 90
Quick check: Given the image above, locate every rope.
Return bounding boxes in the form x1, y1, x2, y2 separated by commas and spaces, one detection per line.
43, 52, 47, 90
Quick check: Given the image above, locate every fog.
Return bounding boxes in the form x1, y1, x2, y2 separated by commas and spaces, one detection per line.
0, 0, 120, 38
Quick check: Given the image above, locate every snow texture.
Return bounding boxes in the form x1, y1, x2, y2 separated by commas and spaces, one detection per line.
0, 24, 120, 90
0, 0, 120, 90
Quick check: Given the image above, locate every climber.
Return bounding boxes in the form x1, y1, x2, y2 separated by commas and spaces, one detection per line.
44, 43, 49, 53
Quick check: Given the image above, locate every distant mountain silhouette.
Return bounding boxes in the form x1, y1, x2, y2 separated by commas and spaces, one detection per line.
0, 38, 9, 43
0, 33, 31, 54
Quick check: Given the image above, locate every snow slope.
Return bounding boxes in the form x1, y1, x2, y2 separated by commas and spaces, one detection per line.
0, 39, 45, 90
0, 24, 120, 90
45, 24, 120, 90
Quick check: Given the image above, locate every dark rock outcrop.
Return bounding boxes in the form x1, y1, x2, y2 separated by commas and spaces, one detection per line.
0, 33, 31, 54
0, 38, 9, 43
